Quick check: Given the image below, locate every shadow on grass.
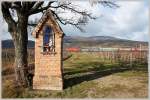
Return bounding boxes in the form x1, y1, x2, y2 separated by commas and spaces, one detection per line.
63, 54, 73, 61
63, 61, 147, 89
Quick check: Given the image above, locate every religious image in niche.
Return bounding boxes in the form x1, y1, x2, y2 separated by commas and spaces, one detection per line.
43, 25, 54, 52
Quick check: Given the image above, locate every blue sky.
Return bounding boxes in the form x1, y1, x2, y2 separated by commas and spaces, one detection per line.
0, 0, 149, 42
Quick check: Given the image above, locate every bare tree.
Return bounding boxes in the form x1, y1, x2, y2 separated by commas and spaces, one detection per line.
1, 1, 118, 87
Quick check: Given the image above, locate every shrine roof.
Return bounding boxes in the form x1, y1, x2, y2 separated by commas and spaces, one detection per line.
32, 9, 64, 38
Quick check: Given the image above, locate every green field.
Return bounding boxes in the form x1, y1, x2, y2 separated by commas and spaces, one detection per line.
2, 52, 148, 98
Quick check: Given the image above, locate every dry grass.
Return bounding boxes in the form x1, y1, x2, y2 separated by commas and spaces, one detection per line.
1, 50, 148, 98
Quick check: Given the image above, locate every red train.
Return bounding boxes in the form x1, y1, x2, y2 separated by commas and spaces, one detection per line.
65, 47, 80, 52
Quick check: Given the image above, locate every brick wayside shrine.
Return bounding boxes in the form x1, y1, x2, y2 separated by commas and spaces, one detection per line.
32, 10, 64, 90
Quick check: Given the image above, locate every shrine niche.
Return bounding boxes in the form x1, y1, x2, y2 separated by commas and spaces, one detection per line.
32, 9, 64, 90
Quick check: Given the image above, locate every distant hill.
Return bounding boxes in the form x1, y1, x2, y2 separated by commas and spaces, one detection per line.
2, 36, 148, 49
63, 36, 148, 48
64, 36, 119, 42
2, 39, 35, 48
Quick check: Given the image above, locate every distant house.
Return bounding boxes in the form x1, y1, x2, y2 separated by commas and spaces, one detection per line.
32, 9, 64, 90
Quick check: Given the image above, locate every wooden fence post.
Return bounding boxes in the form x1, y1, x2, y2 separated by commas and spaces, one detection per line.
130, 48, 133, 68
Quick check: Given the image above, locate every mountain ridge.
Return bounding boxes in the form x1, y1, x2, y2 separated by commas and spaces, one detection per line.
2, 36, 148, 48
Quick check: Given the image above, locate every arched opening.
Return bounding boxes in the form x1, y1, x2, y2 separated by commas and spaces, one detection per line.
43, 25, 54, 53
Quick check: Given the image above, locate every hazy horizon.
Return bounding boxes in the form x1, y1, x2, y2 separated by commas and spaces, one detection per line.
1, 35, 149, 42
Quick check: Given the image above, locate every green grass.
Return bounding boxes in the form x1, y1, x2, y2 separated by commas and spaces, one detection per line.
116, 70, 147, 77
2, 52, 148, 98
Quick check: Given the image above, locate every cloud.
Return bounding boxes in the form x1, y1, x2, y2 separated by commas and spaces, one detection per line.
113, 1, 148, 33
0, 1, 149, 42
62, 0, 149, 41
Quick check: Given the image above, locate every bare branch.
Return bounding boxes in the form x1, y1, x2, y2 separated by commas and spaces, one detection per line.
63, 6, 96, 19
50, 2, 72, 8
2, 1, 118, 32
12, 2, 22, 9
52, 1, 118, 32
98, 1, 119, 8
51, 10, 65, 24
29, 1, 55, 15
32, 2, 44, 9
51, 2, 96, 20
29, 2, 44, 13
51, 10, 86, 32
28, 23, 37, 26
1, 2, 17, 32
28, 2, 36, 9
22, 2, 28, 11
50, 2, 98, 32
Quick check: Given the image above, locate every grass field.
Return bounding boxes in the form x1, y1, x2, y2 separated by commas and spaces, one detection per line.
2, 51, 148, 98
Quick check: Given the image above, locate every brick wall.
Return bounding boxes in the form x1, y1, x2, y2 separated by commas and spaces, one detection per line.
33, 20, 63, 90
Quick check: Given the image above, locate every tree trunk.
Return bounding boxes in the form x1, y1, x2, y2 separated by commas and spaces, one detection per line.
12, 15, 29, 87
